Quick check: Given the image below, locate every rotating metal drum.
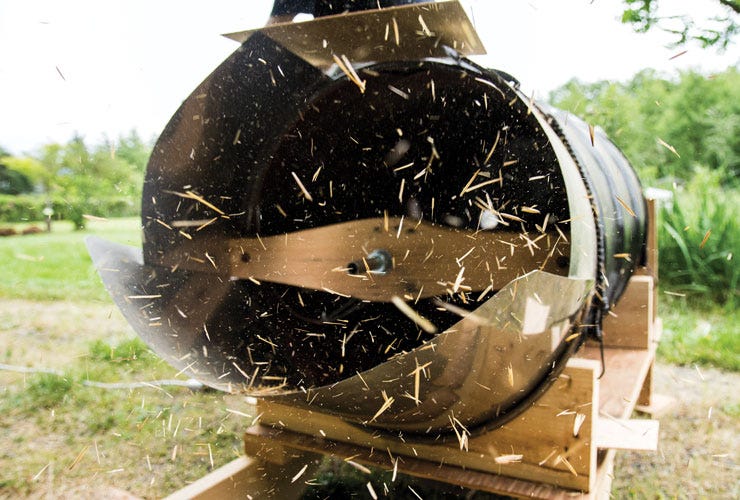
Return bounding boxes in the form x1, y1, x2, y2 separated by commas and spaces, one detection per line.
87, 1, 646, 438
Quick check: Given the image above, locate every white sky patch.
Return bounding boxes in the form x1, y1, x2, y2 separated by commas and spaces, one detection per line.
0, 0, 736, 154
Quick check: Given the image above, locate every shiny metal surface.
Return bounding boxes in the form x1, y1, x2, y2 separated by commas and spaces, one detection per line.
224, 1, 485, 67
87, 1, 645, 435
151, 217, 571, 302
87, 235, 590, 434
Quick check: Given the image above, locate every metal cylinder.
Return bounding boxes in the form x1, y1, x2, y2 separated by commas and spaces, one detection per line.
88, 3, 646, 438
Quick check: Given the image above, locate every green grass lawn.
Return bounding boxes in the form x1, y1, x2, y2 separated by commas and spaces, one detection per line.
658, 297, 739, 371
0, 218, 141, 302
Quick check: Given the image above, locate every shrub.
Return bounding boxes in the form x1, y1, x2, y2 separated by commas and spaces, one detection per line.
0, 194, 140, 227
658, 167, 738, 307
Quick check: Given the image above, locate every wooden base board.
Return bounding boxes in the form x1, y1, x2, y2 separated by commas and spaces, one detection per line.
164, 453, 323, 500
246, 335, 659, 498
635, 393, 676, 418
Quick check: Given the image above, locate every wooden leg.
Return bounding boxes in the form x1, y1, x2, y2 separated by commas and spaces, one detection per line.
637, 364, 653, 407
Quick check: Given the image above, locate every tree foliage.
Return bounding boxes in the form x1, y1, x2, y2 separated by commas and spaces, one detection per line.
550, 67, 739, 306
0, 146, 34, 195
1, 132, 151, 228
549, 67, 739, 184
0, 165, 33, 195
622, 0, 739, 50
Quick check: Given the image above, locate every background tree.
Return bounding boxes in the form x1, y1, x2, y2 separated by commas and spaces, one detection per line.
0, 133, 151, 229
549, 67, 739, 184
622, 0, 739, 49
549, 67, 739, 306
0, 146, 33, 195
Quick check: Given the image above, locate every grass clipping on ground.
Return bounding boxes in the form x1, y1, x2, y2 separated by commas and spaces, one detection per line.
1, 299, 738, 498
0, 300, 252, 498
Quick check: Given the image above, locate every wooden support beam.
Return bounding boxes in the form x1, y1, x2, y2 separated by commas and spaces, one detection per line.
254, 358, 600, 493
601, 275, 654, 349
593, 418, 659, 451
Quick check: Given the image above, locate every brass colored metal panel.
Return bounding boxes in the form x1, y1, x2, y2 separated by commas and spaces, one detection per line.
223, 1, 485, 66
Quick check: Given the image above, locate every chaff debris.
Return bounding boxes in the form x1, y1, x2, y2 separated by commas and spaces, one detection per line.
494, 454, 523, 464
391, 296, 437, 334
657, 137, 680, 158
370, 390, 395, 422
291, 171, 313, 202
333, 54, 366, 93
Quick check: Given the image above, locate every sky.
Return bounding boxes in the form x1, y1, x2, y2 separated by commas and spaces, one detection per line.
0, 0, 737, 155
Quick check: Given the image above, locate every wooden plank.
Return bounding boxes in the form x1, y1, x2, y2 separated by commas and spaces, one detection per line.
165, 453, 321, 500
593, 418, 659, 451
601, 275, 654, 349
245, 425, 588, 500
256, 358, 599, 492
577, 345, 655, 419
636, 318, 663, 407
635, 197, 658, 327
635, 393, 676, 418
645, 197, 658, 281
637, 363, 654, 406
589, 449, 617, 500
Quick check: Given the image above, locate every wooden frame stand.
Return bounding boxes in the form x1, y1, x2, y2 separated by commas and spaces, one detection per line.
167, 201, 665, 499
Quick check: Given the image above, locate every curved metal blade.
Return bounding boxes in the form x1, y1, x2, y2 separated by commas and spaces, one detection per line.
150, 216, 571, 302
87, 236, 241, 392
224, 1, 486, 67
272, 270, 592, 434
88, 232, 591, 434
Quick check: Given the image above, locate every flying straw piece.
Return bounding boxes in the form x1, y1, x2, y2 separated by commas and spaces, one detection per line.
82, 214, 108, 222
484, 131, 501, 164
474, 77, 505, 98
465, 177, 501, 194
162, 189, 226, 215
68, 445, 90, 471
388, 84, 409, 100
495, 454, 523, 464
333, 54, 366, 93
456, 246, 475, 266
573, 412, 587, 437
700, 229, 711, 249
347, 461, 371, 474
291, 171, 313, 201
291, 464, 309, 483
615, 196, 636, 217
418, 14, 432, 36
370, 390, 395, 422
391, 296, 437, 333
460, 169, 480, 196
196, 218, 218, 231
657, 137, 681, 158
452, 266, 465, 293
